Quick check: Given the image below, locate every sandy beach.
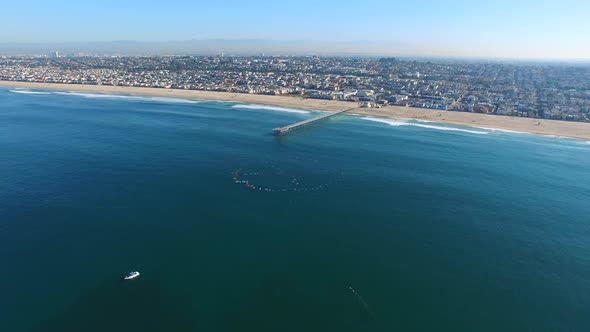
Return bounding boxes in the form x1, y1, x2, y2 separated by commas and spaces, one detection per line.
2, 80, 589, 140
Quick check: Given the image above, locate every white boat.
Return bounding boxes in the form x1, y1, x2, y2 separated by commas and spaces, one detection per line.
123, 271, 140, 280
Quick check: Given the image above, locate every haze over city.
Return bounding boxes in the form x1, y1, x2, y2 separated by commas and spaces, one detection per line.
2, 0, 589, 60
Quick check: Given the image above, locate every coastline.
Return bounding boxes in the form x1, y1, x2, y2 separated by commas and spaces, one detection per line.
2, 80, 590, 140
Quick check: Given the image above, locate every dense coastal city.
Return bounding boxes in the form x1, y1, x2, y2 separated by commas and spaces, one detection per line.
1, 55, 589, 122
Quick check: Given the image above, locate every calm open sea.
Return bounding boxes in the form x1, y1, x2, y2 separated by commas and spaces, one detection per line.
1, 87, 590, 332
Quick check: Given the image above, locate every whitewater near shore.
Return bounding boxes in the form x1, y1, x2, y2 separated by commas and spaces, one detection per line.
2, 81, 589, 140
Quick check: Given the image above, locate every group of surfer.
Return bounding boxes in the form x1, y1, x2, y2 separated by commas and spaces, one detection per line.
232, 169, 337, 193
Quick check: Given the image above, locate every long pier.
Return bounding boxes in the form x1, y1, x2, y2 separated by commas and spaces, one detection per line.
272, 108, 355, 136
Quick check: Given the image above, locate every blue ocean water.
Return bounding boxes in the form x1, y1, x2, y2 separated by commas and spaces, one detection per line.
1, 87, 590, 332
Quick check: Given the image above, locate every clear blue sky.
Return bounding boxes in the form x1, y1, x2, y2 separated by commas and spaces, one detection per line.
2, 0, 589, 59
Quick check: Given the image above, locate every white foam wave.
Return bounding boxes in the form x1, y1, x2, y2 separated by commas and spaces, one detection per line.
362, 117, 489, 135
232, 104, 311, 114
542, 134, 569, 140
148, 96, 202, 104
474, 126, 529, 134
54, 92, 201, 104
9, 89, 50, 95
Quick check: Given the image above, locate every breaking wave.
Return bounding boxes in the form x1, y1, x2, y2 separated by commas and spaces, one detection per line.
53, 92, 202, 104
362, 117, 489, 135
231, 104, 311, 114
474, 126, 529, 134
9, 90, 50, 95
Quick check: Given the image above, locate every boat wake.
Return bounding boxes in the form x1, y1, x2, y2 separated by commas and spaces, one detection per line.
232, 104, 311, 114
349, 286, 376, 319
362, 117, 489, 135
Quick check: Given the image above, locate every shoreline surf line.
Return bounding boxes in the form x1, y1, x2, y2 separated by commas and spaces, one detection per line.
2, 81, 590, 140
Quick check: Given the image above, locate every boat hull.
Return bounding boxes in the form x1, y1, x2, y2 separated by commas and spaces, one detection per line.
123, 272, 140, 280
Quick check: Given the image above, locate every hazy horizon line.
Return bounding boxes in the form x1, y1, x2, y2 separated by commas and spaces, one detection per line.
1, 39, 589, 63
